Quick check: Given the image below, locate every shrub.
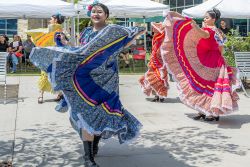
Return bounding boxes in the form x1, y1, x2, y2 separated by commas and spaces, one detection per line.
224, 31, 250, 66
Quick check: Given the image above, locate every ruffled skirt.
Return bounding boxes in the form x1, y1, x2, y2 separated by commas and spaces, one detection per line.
139, 23, 169, 97
30, 25, 144, 143
161, 17, 239, 116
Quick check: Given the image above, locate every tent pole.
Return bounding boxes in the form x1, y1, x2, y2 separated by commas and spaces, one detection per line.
41, 19, 44, 28
63, 19, 66, 32
143, 16, 147, 66
247, 19, 249, 36
70, 17, 76, 46
70, 0, 76, 45
77, 11, 80, 45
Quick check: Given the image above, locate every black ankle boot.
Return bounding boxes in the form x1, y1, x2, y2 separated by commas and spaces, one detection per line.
159, 98, 164, 102
193, 114, 206, 120
83, 141, 100, 167
93, 135, 101, 156
204, 116, 220, 122
152, 96, 160, 102
215, 116, 220, 121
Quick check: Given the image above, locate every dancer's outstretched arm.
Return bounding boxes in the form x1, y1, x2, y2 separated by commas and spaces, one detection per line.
191, 20, 210, 39
167, 11, 210, 39
167, 11, 186, 19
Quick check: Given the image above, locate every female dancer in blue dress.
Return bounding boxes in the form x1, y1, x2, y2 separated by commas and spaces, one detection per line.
30, 2, 145, 167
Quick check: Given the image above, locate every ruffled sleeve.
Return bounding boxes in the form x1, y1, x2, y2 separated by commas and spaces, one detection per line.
213, 28, 227, 46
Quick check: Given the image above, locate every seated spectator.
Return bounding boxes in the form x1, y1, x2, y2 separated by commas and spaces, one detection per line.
23, 35, 35, 64
0, 34, 8, 52
3, 34, 9, 44
146, 32, 153, 51
120, 48, 130, 68
8, 35, 23, 73
219, 20, 232, 35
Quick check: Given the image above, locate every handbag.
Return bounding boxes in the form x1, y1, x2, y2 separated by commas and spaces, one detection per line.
15, 52, 23, 57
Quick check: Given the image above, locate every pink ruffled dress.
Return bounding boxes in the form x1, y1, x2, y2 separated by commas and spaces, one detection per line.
161, 16, 239, 116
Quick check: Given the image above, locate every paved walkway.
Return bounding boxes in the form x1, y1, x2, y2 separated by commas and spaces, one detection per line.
1, 75, 250, 167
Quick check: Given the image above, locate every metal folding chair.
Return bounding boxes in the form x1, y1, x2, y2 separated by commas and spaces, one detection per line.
0, 52, 7, 104
234, 52, 250, 98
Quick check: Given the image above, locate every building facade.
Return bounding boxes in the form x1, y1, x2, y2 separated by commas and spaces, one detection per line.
0, 18, 48, 40
163, 0, 203, 13
0, 0, 249, 39
0, 19, 18, 38
153, 0, 249, 36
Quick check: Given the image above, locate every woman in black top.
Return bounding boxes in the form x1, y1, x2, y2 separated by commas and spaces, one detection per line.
8, 35, 23, 73
219, 20, 231, 35
0, 35, 8, 52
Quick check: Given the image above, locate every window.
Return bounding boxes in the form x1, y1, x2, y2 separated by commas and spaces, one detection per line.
7, 19, 17, 30
0, 20, 5, 29
0, 19, 17, 37
167, 0, 204, 13
233, 19, 248, 36
170, 0, 177, 9
115, 18, 126, 26
185, 0, 193, 6
177, 0, 184, 6
194, 0, 203, 5
163, 0, 170, 5
0, 30, 5, 35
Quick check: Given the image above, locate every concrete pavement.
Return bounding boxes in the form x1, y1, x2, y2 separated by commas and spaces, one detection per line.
1, 75, 250, 167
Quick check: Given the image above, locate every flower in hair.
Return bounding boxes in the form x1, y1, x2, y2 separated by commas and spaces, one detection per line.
84, 0, 99, 17
87, 5, 93, 11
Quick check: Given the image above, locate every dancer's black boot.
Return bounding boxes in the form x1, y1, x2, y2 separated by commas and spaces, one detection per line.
93, 135, 101, 156
83, 141, 100, 167
204, 116, 220, 121
193, 114, 206, 120
152, 96, 160, 102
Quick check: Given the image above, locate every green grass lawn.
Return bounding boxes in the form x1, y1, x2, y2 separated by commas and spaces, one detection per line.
7, 59, 149, 76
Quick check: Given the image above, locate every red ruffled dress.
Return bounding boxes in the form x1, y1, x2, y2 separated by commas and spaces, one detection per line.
161, 16, 239, 116
139, 23, 169, 98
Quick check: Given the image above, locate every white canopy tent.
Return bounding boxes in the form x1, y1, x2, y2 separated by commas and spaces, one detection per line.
0, 0, 76, 19
77, 0, 169, 18
76, 0, 169, 57
182, 0, 250, 19
0, 0, 76, 44
182, 0, 250, 35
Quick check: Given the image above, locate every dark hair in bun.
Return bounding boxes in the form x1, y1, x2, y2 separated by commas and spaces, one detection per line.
52, 13, 65, 24
207, 8, 221, 22
92, 3, 109, 19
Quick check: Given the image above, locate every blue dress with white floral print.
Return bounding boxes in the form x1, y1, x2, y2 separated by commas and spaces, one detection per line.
30, 25, 144, 143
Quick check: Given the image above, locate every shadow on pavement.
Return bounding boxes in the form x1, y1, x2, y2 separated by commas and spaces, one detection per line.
0, 97, 26, 105
9, 122, 248, 167
134, 127, 246, 166
185, 113, 250, 129
10, 123, 196, 167
217, 115, 250, 129
0, 140, 14, 164
145, 97, 181, 104
13, 123, 83, 167
0, 84, 24, 104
